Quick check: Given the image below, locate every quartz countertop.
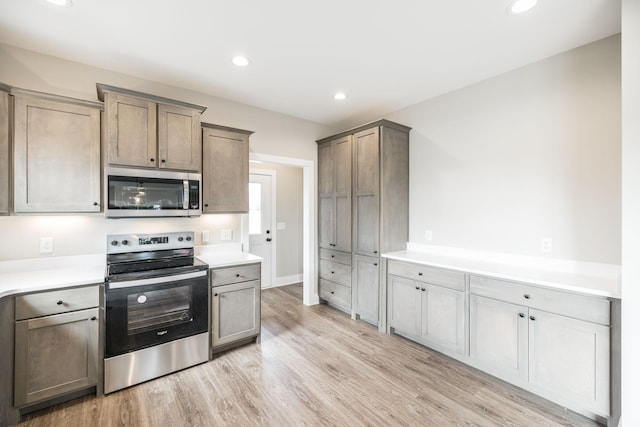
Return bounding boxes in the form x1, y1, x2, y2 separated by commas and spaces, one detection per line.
0, 255, 105, 299
383, 248, 621, 299
0, 245, 263, 299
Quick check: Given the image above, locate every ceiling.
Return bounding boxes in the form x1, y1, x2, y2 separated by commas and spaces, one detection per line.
0, 0, 621, 128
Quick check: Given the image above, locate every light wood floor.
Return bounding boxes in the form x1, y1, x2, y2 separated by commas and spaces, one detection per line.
18, 284, 598, 426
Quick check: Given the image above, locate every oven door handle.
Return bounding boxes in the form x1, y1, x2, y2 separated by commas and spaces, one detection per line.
107, 270, 207, 290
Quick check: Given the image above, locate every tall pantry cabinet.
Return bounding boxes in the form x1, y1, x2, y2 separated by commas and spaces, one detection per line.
317, 120, 410, 327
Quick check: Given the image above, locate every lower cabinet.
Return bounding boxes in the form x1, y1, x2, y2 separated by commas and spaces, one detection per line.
469, 275, 611, 419
387, 262, 466, 356
352, 254, 380, 325
14, 287, 100, 408
211, 263, 261, 351
318, 248, 352, 314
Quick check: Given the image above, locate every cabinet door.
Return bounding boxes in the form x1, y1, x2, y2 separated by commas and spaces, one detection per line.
352, 127, 379, 257
353, 254, 379, 325
105, 92, 157, 168
13, 94, 101, 212
157, 104, 201, 171
0, 90, 8, 215
528, 309, 610, 416
469, 295, 528, 382
212, 280, 260, 347
422, 284, 465, 356
14, 308, 99, 407
387, 275, 421, 336
202, 126, 249, 213
333, 136, 352, 252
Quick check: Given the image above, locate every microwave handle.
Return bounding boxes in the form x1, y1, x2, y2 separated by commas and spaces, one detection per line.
183, 180, 189, 210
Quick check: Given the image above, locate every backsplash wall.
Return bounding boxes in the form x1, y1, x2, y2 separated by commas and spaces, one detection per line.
0, 214, 241, 261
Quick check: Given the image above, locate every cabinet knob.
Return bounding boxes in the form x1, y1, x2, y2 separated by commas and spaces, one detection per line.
161, 159, 166, 163
331, 255, 335, 258
418, 272, 423, 276
204, 204, 209, 207
519, 313, 525, 318
421, 288, 426, 291
56, 300, 63, 305
415, 286, 420, 290
524, 294, 531, 299
374, 263, 378, 266
529, 315, 536, 321
331, 271, 335, 274
93, 202, 99, 206
331, 291, 335, 294
236, 273, 240, 278
91, 316, 97, 321
214, 293, 218, 297
150, 158, 155, 162
373, 250, 378, 254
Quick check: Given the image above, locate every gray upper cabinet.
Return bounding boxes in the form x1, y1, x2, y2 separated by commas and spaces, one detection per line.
318, 135, 351, 252
12, 89, 102, 213
98, 84, 206, 172
0, 85, 9, 215
202, 123, 252, 213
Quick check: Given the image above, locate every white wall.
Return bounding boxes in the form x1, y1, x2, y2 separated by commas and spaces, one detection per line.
621, 1, 640, 425
388, 35, 621, 264
0, 43, 334, 261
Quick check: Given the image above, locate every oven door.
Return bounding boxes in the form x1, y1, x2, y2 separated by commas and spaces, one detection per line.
105, 269, 208, 358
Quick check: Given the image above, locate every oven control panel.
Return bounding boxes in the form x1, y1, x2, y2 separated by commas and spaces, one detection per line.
107, 232, 194, 254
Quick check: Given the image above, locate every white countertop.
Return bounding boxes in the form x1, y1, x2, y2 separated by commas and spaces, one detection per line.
0, 245, 263, 299
383, 246, 621, 299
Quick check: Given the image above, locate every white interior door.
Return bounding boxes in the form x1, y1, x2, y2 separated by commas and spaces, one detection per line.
249, 172, 274, 288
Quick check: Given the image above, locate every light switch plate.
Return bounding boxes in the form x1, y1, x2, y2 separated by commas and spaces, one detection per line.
202, 230, 210, 243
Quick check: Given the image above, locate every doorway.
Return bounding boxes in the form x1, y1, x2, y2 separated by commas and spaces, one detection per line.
244, 153, 317, 306
248, 170, 275, 288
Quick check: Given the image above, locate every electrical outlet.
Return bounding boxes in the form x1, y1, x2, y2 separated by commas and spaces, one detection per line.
221, 229, 233, 241
39, 237, 53, 254
202, 230, 210, 243
425, 230, 433, 242
540, 237, 553, 253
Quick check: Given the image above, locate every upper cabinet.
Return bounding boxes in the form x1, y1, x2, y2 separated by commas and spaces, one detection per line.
202, 123, 252, 213
97, 84, 206, 172
12, 89, 102, 213
0, 84, 9, 215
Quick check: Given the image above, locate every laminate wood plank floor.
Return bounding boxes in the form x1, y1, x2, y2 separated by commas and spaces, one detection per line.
18, 284, 598, 427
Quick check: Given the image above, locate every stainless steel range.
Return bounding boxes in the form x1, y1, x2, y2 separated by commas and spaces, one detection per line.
104, 231, 209, 394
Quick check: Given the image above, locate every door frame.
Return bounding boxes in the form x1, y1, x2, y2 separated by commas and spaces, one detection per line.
245, 153, 318, 306
248, 168, 276, 288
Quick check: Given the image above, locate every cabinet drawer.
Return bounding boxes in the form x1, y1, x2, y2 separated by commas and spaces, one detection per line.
319, 248, 351, 266
319, 279, 351, 310
211, 263, 260, 287
470, 275, 610, 326
15, 286, 99, 321
388, 260, 465, 292
319, 260, 352, 287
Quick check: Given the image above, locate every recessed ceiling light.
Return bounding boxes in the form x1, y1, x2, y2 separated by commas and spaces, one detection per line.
46, 0, 73, 7
333, 92, 347, 100
232, 56, 250, 67
507, 0, 537, 15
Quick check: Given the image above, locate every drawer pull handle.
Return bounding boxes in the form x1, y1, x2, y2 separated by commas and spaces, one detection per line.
418, 272, 423, 276
56, 300, 63, 305
524, 294, 531, 299
518, 313, 525, 318
529, 315, 536, 321
91, 316, 97, 321
373, 263, 378, 266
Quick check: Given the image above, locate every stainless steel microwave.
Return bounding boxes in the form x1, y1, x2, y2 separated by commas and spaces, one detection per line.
105, 167, 201, 218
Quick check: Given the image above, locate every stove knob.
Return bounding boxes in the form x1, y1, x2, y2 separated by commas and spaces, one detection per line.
186, 236, 192, 241
110, 240, 118, 246
178, 237, 184, 242
122, 240, 129, 245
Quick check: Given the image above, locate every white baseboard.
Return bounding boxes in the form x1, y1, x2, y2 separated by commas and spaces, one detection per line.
269, 274, 303, 288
